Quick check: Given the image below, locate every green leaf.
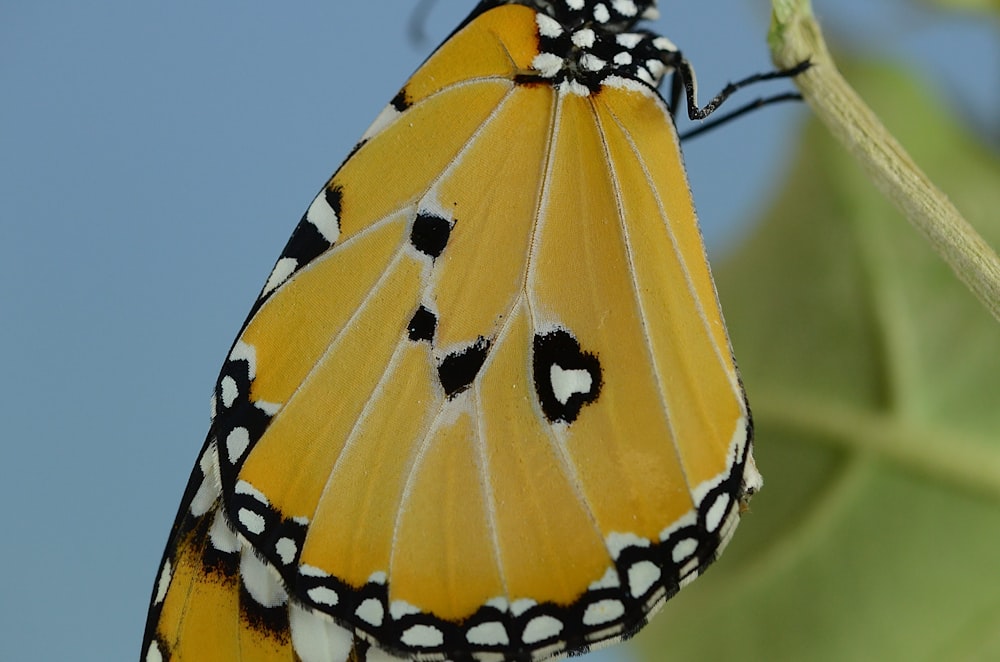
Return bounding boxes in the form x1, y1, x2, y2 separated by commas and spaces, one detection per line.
628, 63, 1000, 661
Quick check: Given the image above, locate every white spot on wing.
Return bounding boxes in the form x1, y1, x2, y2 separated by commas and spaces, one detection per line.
401, 624, 444, 648
536, 13, 563, 38
289, 602, 354, 662
361, 104, 403, 141
189, 446, 221, 517
589, 567, 621, 590
467, 621, 509, 646
705, 493, 731, 533
263, 257, 298, 296
276, 537, 297, 565
550, 364, 592, 404
220, 376, 238, 408
240, 546, 288, 608
307, 586, 340, 607
612, 0, 638, 16
653, 36, 677, 52
306, 192, 340, 244
154, 559, 172, 604
255, 399, 282, 416
580, 53, 607, 72
235, 479, 269, 504
300, 564, 329, 578
238, 507, 266, 535
603, 74, 654, 94
209, 508, 239, 553
672, 538, 698, 563
616, 33, 643, 49
486, 596, 509, 612
356, 598, 385, 627
390, 600, 422, 620
606, 532, 650, 560
627, 560, 661, 598
510, 598, 537, 617
532, 53, 564, 78
744, 454, 763, 495
226, 427, 250, 464
522, 615, 563, 644
572, 28, 596, 48
145, 641, 163, 662
583, 599, 626, 626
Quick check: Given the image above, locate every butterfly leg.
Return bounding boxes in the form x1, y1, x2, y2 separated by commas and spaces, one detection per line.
665, 50, 811, 139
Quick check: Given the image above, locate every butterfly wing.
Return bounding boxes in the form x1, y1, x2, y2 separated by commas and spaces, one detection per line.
143, 3, 757, 661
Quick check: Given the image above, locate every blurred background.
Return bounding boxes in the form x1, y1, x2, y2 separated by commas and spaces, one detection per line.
2, 1, 998, 660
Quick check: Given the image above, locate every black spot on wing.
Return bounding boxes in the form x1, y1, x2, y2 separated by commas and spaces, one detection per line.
533, 329, 602, 424
438, 337, 490, 397
407, 306, 437, 343
391, 88, 411, 112
410, 212, 453, 259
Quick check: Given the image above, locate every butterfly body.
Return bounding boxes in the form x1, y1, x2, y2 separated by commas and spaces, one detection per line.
143, 2, 760, 661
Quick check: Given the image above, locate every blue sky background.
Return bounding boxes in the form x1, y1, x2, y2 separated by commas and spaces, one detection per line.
1, 1, 996, 660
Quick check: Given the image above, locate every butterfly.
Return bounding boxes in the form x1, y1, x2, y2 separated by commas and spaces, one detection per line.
142, 1, 805, 660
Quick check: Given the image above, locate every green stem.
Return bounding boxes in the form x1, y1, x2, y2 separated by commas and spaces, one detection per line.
769, 0, 1000, 323
753, 389, 1000, 501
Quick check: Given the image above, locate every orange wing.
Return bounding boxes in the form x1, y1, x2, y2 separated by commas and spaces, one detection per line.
142, 2, 758, 661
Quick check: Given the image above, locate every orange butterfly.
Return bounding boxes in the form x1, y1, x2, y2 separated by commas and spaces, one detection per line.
143, 1, 804, 660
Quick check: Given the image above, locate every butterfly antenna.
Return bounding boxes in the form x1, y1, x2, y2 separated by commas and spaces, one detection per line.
408, 0, 439, 46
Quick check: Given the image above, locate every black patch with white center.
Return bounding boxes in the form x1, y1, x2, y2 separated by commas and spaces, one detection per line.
410, 211, 453, 259
438, 337, 490, 397
532, 329, 602, 423
268, 517, 307, 569
407, 305, 437, 342
230, 491, 272, 535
